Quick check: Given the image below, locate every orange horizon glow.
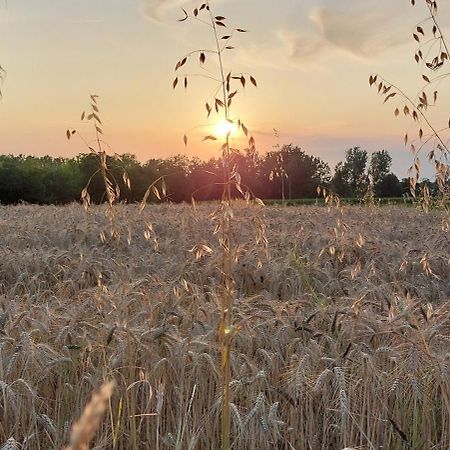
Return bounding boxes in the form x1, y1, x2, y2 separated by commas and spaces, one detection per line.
0, 1, 449, 178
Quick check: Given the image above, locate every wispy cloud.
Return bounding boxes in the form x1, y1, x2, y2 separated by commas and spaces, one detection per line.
248, 0, 440, 68
307, 3, 412, 58
293, 0, 448, 61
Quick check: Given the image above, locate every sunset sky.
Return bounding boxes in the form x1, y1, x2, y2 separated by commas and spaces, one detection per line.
1, 0, 449, 177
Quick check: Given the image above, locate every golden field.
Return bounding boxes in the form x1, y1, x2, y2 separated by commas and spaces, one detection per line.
0, 203, 449, 449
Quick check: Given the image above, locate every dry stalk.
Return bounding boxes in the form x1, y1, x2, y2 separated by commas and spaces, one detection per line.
173, 2, 258, 447
65, 381, 115, 450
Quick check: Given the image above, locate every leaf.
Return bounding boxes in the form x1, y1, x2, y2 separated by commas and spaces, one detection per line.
81, 111, 85, 121
394, 108, 399, 117
221, 35, 231, 40
422, 74, 430, 83
215, 21, 226, 27
173, 77, 178, 89
184, 77, 188, 89
122, 172, 131, 189
199, 52, 206, 64
202, 135, 217, 141
215, 16, 226, 20
205, 102, 212, 117
236, 29, 247, 32
66, 130, 71, 140
250, 76, 257, 87
152, 185, 161, 200
422, 91, 428, 104
175, 57, 187, 71
404, 133, 408, 145
240, 76, 246, 88
178, 8, 188, 21
183, 134, 188, 146
92, 113, 102, 124
383, 92, 397, 103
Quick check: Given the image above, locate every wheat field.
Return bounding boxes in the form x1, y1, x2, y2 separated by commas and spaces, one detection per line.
0, 203, 449, 449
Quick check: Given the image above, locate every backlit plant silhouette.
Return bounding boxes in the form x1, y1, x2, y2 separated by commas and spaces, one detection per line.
172, 1, 259, 447
369, 0, 449, 202
66, 95, 130, 241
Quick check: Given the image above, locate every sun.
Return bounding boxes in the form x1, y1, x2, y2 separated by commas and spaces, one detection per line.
215, 119, 238, 139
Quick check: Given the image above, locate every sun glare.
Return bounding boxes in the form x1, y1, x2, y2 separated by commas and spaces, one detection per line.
215, 119, 238, 139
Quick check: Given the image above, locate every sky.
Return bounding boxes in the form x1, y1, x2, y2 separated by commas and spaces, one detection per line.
0, 0, 449, 177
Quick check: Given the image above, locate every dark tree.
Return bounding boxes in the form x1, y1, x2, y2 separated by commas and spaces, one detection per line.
332, 147, 369, 197
376, 173, 402, 197
261, 144, 330, 199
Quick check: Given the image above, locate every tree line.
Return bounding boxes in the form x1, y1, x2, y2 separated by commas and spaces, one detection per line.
0, 145, 439, 205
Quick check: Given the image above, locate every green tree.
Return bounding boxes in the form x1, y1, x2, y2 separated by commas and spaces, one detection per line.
369, 150, 391, 185
332, 147, 369, 197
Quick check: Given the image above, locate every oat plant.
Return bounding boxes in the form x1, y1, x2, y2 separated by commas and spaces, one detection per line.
66, 95, 130, 241
173, 2, 258, 448
269, 129, 289, 204
369, 0, 449, 201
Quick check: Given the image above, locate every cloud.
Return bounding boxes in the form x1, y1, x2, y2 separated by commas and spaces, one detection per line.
310, 4, 410, 57
279, 30, 328, 63
282, 1, 425, 63
233, 1, 423, 69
